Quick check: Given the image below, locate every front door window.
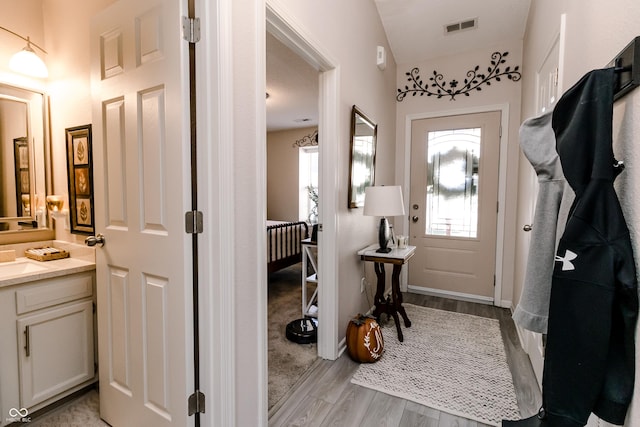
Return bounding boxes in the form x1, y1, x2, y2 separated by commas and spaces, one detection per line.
425, 128, 480, 238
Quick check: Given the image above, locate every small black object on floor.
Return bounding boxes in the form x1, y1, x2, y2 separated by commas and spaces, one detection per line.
503, 408, 550, 427
286, 318, 317, 344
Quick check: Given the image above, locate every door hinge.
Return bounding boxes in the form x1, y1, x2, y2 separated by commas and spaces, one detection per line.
494, 275, 496, 287
188, 390, 205, 416
185, 211, 204, 234
499, 125, 502, 138
497, 201, 499, 213
182, 17, 201, 43
93, 302, 96, 314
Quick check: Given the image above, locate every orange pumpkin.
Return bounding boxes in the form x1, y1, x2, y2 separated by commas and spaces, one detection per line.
346, 314, 384, 363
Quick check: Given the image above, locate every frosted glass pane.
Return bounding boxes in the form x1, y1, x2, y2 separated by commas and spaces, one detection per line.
426, 128, 480, 238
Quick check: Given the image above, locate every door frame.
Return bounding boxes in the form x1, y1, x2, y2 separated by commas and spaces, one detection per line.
266, 3, 341, 360
513, 13, 567, 388
196, 0, 235, 425
402, 104, 511, 306
197, 2, 340, 424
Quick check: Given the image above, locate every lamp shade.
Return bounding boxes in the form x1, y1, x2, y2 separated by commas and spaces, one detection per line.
363, 185, 405, 217
9, 45, 48, 78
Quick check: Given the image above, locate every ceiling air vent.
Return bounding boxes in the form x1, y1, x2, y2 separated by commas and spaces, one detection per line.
445, 18, 478, 35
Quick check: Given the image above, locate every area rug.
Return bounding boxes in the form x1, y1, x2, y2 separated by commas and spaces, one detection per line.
351, 304, 520, 426
268, 263, 318, 409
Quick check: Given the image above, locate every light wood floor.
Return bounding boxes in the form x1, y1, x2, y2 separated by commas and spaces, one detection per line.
268, 293, 542, 427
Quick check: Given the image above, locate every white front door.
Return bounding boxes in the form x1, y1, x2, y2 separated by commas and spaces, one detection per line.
90, 0, 192, 425
408, 112, 501, 300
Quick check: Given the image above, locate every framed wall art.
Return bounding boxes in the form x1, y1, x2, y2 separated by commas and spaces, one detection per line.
65, 124, 95, 235
13, 137, 31, 217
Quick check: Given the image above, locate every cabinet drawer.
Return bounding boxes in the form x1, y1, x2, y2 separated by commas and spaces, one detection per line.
15, 273, 94, 315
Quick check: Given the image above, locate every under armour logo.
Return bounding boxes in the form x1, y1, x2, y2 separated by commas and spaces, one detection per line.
555, 249, 577, 271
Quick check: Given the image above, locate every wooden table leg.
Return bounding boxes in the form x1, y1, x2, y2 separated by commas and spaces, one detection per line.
372, 262, 387, 318
372, 262, 410, 342
392, 264, 411, 329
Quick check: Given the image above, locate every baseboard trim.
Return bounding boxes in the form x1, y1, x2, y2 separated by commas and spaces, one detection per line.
337, 337, 347, 358
498, 299, 513, 309
407, 285, 494, 305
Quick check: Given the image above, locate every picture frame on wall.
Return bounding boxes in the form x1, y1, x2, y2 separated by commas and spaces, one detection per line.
13, 137, 31, 217
65, 124, 95, 235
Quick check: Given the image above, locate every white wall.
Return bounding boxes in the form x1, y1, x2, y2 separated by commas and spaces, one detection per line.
228, 0, 398, 424
0, 0, 116, 243
0, 102, 28, 217
266, 126, 316, 221
42, 0, 116, 243
265, 1, 398, 330
0, 0, 45, 90
395, 40, 524, 305
0, 1, 46, 233
520, 0, 640, 424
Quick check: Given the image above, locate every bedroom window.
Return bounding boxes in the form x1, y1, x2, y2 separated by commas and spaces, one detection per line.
299, 146, 319, 223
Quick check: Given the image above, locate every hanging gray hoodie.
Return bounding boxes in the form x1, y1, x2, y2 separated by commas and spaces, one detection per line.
512, 110, 574, 334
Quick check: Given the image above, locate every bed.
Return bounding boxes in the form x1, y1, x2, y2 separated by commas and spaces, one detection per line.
267, 220, 309, 273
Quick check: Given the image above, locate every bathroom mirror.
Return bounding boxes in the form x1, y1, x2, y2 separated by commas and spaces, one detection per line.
348, 105, 377, 208
0, 83, 50, 233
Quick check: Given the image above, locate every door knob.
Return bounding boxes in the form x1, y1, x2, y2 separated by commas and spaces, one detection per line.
412, 216, 419, 223
85, 233, 106, 247
523, 224, 533, 232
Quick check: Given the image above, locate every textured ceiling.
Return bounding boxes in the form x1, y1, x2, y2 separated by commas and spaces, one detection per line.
374, 0, 531, 65
266, 32, 319, 132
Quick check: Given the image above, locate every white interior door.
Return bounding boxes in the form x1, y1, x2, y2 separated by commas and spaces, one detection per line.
519, 34, 561, 388
91, 0, 192, 425
408, 112, 501, 300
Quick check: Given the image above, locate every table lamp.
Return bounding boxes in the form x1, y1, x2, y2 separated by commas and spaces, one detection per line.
363, 185, 405, 253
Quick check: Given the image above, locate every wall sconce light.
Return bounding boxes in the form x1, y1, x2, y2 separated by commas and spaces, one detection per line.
46, 195, 69, 229
0, 25, 48, 78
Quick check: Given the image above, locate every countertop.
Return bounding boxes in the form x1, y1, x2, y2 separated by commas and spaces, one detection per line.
357, 244, 416, 263
0, 256, 96, 288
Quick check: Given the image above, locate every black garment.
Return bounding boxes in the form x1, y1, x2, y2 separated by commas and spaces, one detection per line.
543, 68, 638, 425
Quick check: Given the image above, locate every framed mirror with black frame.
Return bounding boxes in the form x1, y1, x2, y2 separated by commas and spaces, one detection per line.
348, 105, 377, 209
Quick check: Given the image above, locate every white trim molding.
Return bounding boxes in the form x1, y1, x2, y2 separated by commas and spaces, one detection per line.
408, 285, 495, 305
198, 0, 236, 425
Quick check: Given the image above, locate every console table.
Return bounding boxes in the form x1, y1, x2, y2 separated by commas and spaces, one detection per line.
358, 244, 416, 342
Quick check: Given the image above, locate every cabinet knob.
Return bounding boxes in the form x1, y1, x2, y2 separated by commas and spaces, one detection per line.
523, 224, 533, 232
411, 216, 419, 223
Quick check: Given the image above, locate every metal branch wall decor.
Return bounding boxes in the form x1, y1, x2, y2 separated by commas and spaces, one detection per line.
396, 51, 522, 101
292, 129, 318, 148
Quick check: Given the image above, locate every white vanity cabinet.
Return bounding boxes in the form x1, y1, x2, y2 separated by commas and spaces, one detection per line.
17, 298, 95, 407
0, 268, 97, 425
